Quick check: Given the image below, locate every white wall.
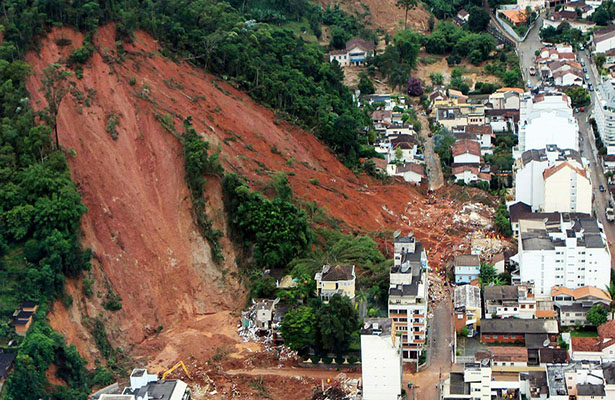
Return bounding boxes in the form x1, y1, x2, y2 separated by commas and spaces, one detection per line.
361, 334, 403, 400
543, 165, 592, 214
454, 153, 480, 164
596, 36, 615, 54
515, 159, 548, 212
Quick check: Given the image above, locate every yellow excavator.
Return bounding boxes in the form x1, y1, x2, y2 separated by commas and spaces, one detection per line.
161, 360, 192, 380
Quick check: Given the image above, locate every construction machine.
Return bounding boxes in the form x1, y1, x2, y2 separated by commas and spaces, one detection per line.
161, 360, 192, 380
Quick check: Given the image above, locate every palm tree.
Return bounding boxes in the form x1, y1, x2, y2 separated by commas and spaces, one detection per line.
605, 281, 615, 320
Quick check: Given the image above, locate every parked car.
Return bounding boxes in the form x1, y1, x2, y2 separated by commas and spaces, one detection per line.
529, 66, 536, 76
579, 44, 585, 50
589, 83, 594, 91
581, 59, 586, 67
583, 67, 587, 73
600, 184, 605, 192
585, 73, 590, 81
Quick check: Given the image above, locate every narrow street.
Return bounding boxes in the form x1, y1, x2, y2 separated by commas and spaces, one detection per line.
417, 108, 445, 191
517, 14, 544, 87
403, 301, 454, 400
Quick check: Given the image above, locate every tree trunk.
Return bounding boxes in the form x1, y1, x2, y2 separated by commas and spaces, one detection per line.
54, 124, 60, 149
405, 8, 409, 30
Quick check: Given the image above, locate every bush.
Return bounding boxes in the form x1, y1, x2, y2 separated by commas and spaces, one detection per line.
321, 356, 333, 364
129, 76, 137, 86
309, 355, 321, 364
309, 178, 319, 185
346, 356, 359, 364
335, 357, 346, 364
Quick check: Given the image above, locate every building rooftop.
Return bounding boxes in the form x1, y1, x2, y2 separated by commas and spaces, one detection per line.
0, 352, 16, 379
449, 372, 470, 395
453, 139, 481, 157
454, 284, 481, 310
598, 320, 615, 339
361, 318, 392, 336
488, 346, 528, 362
539, 347, 568, 364
123, 380, 187, 400
484, 285, 518, 302
577, 383, 605, 396
481, 319, 558, 334
552, 286, 611, 301
319, 265, 354, 281
454, 254, 480, 267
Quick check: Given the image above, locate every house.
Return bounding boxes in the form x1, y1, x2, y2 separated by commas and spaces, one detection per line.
604, 363, 615, 399
479, 347, 529, 367
517, 217, 611, 296
429, 88, 448, 109
314, 265, 356, 303
452, 165, 491, 185
435, 103, 485, 129
485, 109, 519, 133
538, 347, 568, 365
441, 366, 492, 400
454, 254, 480, 284
448, 89, 468, 104
253, 298, 280, 331
500, 9, 527, 26
453, 125, 495, 156
594, 25, 615, 54
563, 1, 594, 19
543, 15, 595, 33
11, 303, 37, 337
488, 88, 523, 110
328, 37, 375, 67
604, 154, 615, 171
99, 368, 191, 400
552, 286, 611, 326
553, 69, 585, 87
385, 123, 414, 138
389, 233, 429, 364
456, 9, 470, 25
492, 253, 506, 275
387, 162, 424, 184
454, 284, 482, 335
389, 135, 417, 162
0, 352, 16, 385
371, 110, 392, 131
480, 319, 558, 344
360, 318, 403, 400
453, 139, 481, 165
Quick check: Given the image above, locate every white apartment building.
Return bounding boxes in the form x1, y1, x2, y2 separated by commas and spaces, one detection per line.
389, 233, 428, 364
517, 217, 611, 296
514, 147, 591, 214
594, 79, 615, 155
360, 318, 403, 400
517, 93, 578, 156
442, 365, 492, 400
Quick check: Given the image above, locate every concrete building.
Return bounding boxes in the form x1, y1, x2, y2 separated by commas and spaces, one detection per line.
441, 365, 492, 400
514, 146, 590, 213
594, 79, 615, 155
517, 93, 578, 156
454, 254, 480, 284
314, 265, 356, 303
594, 26, 615, 54
388, 233, 428, 364
547, 363, 607, 400
480, 319, 558, 344
454, 284, 481, 336
360, 318, 402, 400
488, 87, 523, 110
517, 217, 611, 296
386, 162, 424, 184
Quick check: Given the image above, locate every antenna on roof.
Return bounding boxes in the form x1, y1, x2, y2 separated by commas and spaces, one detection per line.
543, 338, 550, 347
394, 229, 401, 239
481, 358, 490, 367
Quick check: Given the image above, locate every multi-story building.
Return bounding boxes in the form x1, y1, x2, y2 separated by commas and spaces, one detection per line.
547, 362, 608, 400
514, 146, 591, 214
594, 79, 615, 155
552, 286, 611, 327
517, 217, 611, 296
454, 284, 481, 336
99, 368, 191, 400
360, 318, 403, 400
388, 233, 428, 364
517, 93, 578, 156
314, 265, 356, 303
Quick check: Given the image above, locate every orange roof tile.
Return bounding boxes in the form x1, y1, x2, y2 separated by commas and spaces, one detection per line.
552, 286, 610, 301
543, 162, 588, 180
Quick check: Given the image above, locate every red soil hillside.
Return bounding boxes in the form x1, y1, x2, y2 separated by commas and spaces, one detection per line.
25, 26, 494, 369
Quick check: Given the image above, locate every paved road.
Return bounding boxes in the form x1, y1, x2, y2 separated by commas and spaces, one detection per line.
416, 105, 445, 191
575, 51, 615, 267
403, 301, 453, 400
517, 15, 544, 87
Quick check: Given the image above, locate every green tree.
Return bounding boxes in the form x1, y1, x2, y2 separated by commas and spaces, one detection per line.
314, 294, 360, 357
595, 53, 607, 70
468, 7, 490, 33
605, 281, 615, 320
479, 262, 498, 286
280, 306, 316, 353
396, 0, 418, 29
358, 71, 375, 95
586, 304, 608, 326
565, 86, 590, 108
430, 72, 444, 85
40, 63, 72, 148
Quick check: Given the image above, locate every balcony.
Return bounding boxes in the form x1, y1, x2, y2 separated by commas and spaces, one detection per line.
412, 322, 424, 327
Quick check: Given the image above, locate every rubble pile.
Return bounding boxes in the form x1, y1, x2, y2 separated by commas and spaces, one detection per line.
468, 231, 515, 259
452, 203, 494, 229
428, 273, 450, 310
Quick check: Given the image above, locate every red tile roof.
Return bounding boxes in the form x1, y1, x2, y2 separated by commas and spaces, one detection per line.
543, 162, 588, 180
453, 139, 481, 157
598, 320, 615, 339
